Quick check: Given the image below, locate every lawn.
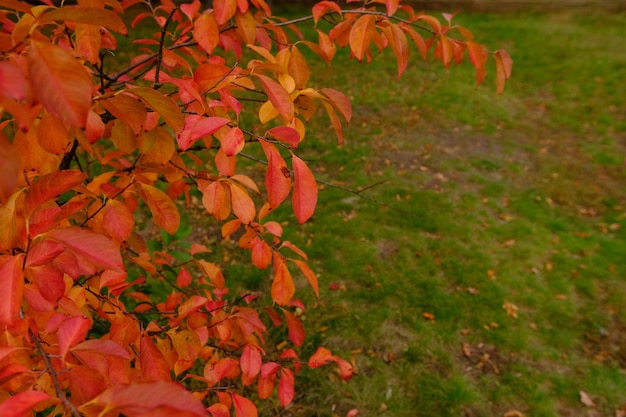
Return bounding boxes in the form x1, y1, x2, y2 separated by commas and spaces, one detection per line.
235, 6, 626, 417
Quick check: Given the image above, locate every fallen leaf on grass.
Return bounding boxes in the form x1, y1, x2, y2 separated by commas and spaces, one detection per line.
503, 301, 519, 318
462, 342, 472, 358
422, 312, 435, 320
503, 410, 525, 417
580, 390, 595, 407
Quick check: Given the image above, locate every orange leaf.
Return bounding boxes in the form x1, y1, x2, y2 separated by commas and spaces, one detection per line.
267, 126, 300, 148
271, 255, 294, 306
24, 170, 86, 217
312, 1, 342, 24
0, 390, 50, 417
251, 238, 272, 269
101, 94, 147, 135
199, 180, 231, 221
403, 25, 428, 60
283, 309, 305, 346
308, 347, 334, 368
227, 181, 256, 224
47, 227, 123, 272
255, 74, 294, 122
139, 183, 181, 235
291, 154, 317, 224
278, 368, 295, 407
103, 200, 134, 242
380, 22, 409, 77
130, 87, 185, 134
0, 255, 24, 326
57, 316, 91, 359
80, 380, 207, 417
320, 88, 352, 123
259, 140, 291, 209
221, 127, 245, 156
176, 267, 193, 288
194, 13, 219, 55
494, 49, 513, 94
438, 35, 453, 68
28, 41, 92, 127
292, 259, 319, 297
321, 99, 346, 144
349, 15, 376, 62
36, 113, 72, 155
75, 23, 101, 64
140, 335, 172, 382
213, 0, 237, 25
38, 6, 128, 34
232, 393, 258, 417
466, 41, 489, 86
288, 45, 310, 89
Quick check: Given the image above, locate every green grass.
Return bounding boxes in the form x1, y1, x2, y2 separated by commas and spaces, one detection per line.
246, 7, 626, 417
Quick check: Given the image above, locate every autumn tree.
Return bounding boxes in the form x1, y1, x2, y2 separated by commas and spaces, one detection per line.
0, 0, 511, 416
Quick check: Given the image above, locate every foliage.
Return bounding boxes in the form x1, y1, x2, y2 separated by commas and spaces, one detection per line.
0, 0, 510, 416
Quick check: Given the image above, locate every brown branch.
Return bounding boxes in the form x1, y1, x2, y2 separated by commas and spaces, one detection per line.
154, 7, 177, 89
28, 328, 82, 417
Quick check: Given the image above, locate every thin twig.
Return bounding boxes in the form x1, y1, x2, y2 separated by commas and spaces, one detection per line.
29, 328, 82, 417
154, 8, 177, 89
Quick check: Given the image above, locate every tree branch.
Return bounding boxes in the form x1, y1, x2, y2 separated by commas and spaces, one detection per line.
28, 328, 82, 417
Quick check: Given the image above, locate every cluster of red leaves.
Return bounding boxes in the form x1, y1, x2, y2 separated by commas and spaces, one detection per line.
0, 0, 510, 416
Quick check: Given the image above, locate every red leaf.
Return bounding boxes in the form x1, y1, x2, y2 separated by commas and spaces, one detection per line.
312, 1, 342, 24
28, 41, 92, 127
139, 183, 181, 235
176, 267, 193, 288
386, 0, 400, 16
79, 380, 207, 417
0, 61, 28, 101
0, 390, 50, 417
232, 393, 258, 417
57, 316, 91, 359
271, 255, 295, 306
240, 345, 262, 380
130, 87, 185, 134
291, 154, 317, 224
103, 200, 135, 242
292, 259, 319, 297
71, 339, 130, 358
349, 15, 376, 62
38, 6, 127, 34
380, 23, 409, 77
283, 309, 305, 346
28, 165, 83, 208
255, 74, 294, 122
47, 227, 124, 272
466, 41, 489, 86
278, 368, 295, 407
208, 403, 230, 417
0, 255, 24, 326
213, 0, 237, 25
221, 127, 245, 156
194, 13, 220, 54
140, 335, 172, 382
177, 115, 230, 151
259, 141, 291, 209
25, 239, 65, 267
308, 347, 334, 368
266, 126, 301, 148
